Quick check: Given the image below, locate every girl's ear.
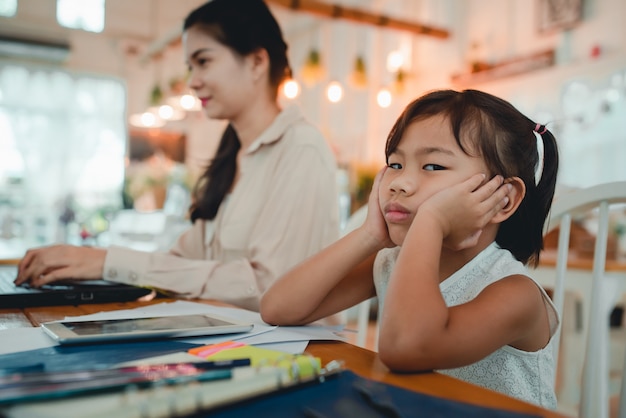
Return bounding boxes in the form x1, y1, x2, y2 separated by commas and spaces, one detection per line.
490, 176, 525, 224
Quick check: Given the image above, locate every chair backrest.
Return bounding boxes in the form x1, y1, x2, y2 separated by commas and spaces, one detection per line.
541, 181, 626, 418
339, 205, 376, 348
107, 209, 190, 252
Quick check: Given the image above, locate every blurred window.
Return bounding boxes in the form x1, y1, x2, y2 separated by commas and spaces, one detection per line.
57, 0, 105, 33
0, 63, 126, 244
0, 0, 17, 17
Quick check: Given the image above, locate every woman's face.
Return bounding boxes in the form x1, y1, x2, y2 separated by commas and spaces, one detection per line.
378, 114, 489, 245
183, 25, 258, 121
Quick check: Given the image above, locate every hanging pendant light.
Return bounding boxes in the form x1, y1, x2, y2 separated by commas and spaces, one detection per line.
391, 69, 406, 95
301, 48, 326, 86
348, 55, 368, 89
149, 84, 163, 106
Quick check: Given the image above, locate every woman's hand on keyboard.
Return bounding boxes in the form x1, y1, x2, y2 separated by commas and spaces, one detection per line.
14, 245, 106, 288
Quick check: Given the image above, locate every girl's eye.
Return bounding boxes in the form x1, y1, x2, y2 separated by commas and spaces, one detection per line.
388, 162, 402, 170
423, 164, 445, 171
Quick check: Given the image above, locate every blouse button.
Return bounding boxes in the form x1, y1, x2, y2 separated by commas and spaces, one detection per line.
129, 272, 138, 283
107, 268, 118, 279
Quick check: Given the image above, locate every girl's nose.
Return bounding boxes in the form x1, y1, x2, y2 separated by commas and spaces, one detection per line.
389, 173, 414, 195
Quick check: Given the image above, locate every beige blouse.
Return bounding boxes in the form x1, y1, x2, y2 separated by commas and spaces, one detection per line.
103, 105, 339, 311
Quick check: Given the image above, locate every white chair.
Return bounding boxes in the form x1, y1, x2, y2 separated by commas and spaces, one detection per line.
537, 181, 626, 418
339, 205, 378, 349
106, 209, 190, 252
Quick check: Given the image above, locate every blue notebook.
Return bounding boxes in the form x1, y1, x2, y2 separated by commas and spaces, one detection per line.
0, 340, 202, 373
198, 370, 541, 418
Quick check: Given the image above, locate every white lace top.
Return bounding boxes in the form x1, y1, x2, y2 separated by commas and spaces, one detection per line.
373, 243, 559, 409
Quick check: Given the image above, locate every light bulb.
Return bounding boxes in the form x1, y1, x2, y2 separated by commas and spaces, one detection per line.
141, 112, 157, 126
283, 79, 300, 99
158, 105, 174, 119
129, 113, 145, 127
158, 104, 185, 121
377, 88, 392, 108
326, 81, 343, 103
386, 51, 404, 73
180, 94, 198, 110
129, 110, 164, 128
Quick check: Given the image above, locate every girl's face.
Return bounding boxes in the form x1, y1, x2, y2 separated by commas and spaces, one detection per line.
183, 25, 258, 121
379, 114, 489, 245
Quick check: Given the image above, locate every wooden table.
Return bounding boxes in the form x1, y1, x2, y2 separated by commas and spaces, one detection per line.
0, 298, 566, 417
539, 249, 626, 272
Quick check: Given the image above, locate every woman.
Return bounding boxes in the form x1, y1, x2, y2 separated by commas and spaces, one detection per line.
16, 0, 339, 311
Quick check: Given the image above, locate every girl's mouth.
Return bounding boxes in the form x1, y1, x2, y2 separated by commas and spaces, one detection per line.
384, 202, 411, 223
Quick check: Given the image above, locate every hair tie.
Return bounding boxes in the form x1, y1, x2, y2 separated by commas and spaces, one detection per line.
532, 124, 546, 186
534, 123, 547, 135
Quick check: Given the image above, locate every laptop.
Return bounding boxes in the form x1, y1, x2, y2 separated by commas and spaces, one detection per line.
0, 266, 153, 308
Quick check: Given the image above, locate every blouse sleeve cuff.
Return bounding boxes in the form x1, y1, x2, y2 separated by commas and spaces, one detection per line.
103, 245, 152, 286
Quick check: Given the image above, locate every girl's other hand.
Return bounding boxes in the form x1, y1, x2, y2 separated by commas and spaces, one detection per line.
15, 245, 107, 287
422, 174, 511, 250
362, 167, 395, 249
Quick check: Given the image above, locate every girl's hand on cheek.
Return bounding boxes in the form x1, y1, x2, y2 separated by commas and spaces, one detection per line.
420, 174, 508, 250
362, 167, 394, 249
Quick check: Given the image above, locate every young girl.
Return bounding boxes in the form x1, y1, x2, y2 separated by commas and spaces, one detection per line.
261, 89, 560, 409
15, 0, 339, 312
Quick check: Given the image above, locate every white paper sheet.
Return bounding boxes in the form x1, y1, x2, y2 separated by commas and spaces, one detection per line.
0, 327, 57, 355
0, 301, 346, 356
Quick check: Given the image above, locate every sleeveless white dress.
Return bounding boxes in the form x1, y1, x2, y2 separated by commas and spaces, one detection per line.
373, 242, 559, 409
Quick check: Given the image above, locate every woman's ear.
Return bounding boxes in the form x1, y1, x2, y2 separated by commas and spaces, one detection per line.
490, 176, 526, 224
248, 48, 270, 82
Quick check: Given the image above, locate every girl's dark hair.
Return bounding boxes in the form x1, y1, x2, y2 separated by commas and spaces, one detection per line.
385, 89, 559, 267
185, 0, 291, 222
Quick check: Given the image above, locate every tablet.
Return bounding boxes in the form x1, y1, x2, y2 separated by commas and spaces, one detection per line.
40, 313, 254, 345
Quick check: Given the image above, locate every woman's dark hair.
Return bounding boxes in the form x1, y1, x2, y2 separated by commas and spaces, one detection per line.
385, 89, 559, 267
185, 0, 291, 222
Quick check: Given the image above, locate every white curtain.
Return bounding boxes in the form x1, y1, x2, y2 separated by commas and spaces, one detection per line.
0, 62, 127, 244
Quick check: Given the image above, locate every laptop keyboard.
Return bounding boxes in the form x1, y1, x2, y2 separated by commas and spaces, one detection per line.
0, 266, 153, 307
0, 269, 85, 292
0, 267, 19, 292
